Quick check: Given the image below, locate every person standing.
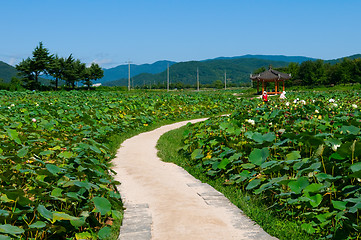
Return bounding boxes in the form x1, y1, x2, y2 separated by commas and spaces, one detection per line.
262, 91, 268, 102
280, 91, 286, 100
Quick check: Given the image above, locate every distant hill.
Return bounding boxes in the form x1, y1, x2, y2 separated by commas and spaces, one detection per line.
0, 61, 18, 83
104, 58, 291, 87
325, 54, 361, 65
2, 54, 361, 87
210, 54, 316, 63
100, 60, 176, 84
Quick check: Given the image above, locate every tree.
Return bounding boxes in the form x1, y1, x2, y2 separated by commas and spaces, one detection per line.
9, 76, 23, 91
48, 55, 63, 89
298, 60, 327, 86
15, 42, 52, 90
82, 63, 104, 89
15, 57, 36, 89
213, 80, 223, 89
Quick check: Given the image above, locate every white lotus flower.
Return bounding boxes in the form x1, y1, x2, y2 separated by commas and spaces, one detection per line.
286, 102, 290, 106
333, 103, 338, 107
246, 119, 255, 125
315, 110, 319, 114
300, 100, 306, 105
352, 104, 358, 109
332, 144, 341, 151
329, 98, 335, 103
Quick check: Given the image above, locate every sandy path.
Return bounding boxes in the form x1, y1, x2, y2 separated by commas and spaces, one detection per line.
112, 119, 277, 240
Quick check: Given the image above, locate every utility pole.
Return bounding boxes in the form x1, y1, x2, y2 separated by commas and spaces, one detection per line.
224, 70, 227, 90
126, 60, 132, 91
197, 67, 199, 91
167, 63, 170, 91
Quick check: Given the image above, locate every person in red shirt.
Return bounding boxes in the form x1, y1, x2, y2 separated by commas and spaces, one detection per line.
262, 91, 268, 102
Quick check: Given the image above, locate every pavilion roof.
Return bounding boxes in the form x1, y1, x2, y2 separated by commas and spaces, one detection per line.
250, 67, 291, 81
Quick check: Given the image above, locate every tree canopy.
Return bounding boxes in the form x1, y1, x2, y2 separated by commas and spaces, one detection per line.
15, 42, 103, 90
256, 57, 361, 87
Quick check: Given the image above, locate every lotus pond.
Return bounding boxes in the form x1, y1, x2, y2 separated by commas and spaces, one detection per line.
0, 90, 239, 239
182, 90, 361, 239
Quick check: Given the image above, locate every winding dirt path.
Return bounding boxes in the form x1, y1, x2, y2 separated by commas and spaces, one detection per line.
112, 119, 277, 240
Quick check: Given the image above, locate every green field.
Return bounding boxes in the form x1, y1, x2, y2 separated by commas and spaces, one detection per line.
177, 90, 361, 239
1, 89, 360, 239
0, 90, 238, 239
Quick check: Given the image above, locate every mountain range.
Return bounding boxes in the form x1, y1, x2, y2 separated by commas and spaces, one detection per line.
0, 61, 18, 83
1, 54, 360, 86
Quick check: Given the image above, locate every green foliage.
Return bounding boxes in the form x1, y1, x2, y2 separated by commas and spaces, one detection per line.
181, 90, 361, 239
15, 42, 53, 90
15, 43, 104, 90
267, 57, 361, 87
0, 90, 239, 239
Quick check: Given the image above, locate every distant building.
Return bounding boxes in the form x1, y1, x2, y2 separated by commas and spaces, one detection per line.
92, 83, 102, 87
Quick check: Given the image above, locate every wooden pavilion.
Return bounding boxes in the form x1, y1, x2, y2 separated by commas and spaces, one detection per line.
250, 66, 291, 95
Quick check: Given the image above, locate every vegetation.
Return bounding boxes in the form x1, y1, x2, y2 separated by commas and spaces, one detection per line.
15, 42, 103, 90
0, 90, 240, 239
157, 125, 312, 240
270, 57, 361, 87
180, 90, 361, 239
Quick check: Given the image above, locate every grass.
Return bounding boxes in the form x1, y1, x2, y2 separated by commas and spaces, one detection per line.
156, 125, 315, 240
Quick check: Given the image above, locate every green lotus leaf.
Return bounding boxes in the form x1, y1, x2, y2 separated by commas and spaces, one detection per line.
351, 162, 361, 173
51, 188, 63, 198
17, 147, 28, 158
53, 212, 79, 221
90, 145, 101, 153
6, 129, 21, 144
75, 232, 93, 240
92, 197, 111, 215
303, 183, 323, 193
308, 193, 323, 207
246, 179, 261, 190
29, 221, 46, 229
301, 222, 315, 234
217, 158, 230, 170
98, 226, 112, 239
58, 151, 74, 159
340, 125, 360, 135
0, 224, 24, 235
0, 234, 11, 240
37, 205, 53, 220
332, 200, 347, 211
191, 149, 204, 160
46, 164, 61, 175
286, 151, 301, 161
242, 163, 256, 169
288, 177, 309, 194
249, 148, 269, 166
40, 150, 54, 156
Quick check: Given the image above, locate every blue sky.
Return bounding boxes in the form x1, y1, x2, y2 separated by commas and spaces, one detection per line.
1, 0, 360, 68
